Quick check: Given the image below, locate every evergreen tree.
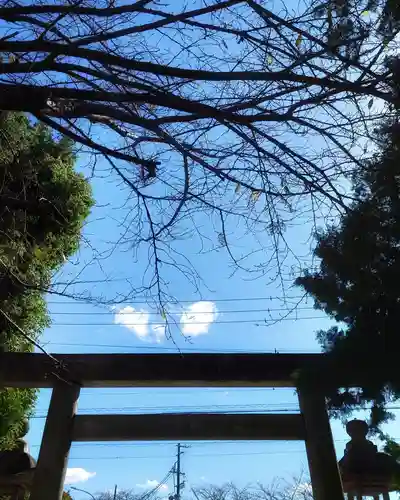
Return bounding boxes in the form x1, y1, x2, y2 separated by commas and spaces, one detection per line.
296, 116, 400, 431
0, 112, 93, 449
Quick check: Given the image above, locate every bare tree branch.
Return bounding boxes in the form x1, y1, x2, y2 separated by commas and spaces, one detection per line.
0, 0, 398, 303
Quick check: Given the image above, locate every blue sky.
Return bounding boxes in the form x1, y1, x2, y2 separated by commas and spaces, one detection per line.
24, 153, 400, 499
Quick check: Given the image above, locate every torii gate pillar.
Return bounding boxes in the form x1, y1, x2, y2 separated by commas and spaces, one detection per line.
299, 386, 344, 500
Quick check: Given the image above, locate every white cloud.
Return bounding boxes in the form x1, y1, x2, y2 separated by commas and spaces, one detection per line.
136, 479, 168, 491
180, 301, 218, 336
113, 306, 167, 343
114, 306, 149, 339
65, 468, 96, 485
115, 302, 218, 340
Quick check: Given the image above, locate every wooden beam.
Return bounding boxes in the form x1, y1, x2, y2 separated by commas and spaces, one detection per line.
0, 353, 323, 388
30, 382, 80, 500
72, 413, 306, 441
298, 388, 344, 500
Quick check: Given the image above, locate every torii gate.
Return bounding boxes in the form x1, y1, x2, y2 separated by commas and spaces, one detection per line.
0, 352, 344, 500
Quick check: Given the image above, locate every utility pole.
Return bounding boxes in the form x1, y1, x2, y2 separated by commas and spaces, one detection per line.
175, 443, 187, 500
176, 443, 182, 500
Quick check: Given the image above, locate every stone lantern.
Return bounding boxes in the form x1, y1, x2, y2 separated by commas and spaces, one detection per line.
0, 419, 36, 500
339, 419, 400, 500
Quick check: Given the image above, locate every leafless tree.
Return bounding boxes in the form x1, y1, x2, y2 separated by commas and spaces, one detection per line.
90, 477, 313, 500
0, 0, 399, 304
93, 490, 146, 500
192, 476, 313, 500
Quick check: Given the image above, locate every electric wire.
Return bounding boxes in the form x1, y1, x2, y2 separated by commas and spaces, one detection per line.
46, 296, 309, 305
43, 317, 326, 326
48, 307, 316, 315
42, 342, 321, 353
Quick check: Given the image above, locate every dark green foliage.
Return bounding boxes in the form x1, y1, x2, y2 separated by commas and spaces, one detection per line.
0, 112, 93, 449
296, 117, 400, 430
382, 438, 400, 488
329, 0, 400, 36
377, 0, 400, 38
315, 0, 400, 59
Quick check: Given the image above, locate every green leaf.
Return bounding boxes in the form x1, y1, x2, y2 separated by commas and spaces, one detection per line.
0, 112, 92, 449
161, 309, 166, 320
361, 10, 369, 16
251, 190, 261, 202
235, 182, 241, 194
295, 34, 302, 47
33, 247, 45, 260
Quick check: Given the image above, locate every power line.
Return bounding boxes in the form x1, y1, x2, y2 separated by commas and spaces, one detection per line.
45, 316, 326, 326
142, 469, 174, 500
33, 403, 300, 415
42, 342, 321, 353
30, 409, 301, 419
0, 306, 75, 386
29, 437, 400, 451
47, 307, 316, 315
33, 402, 301, 413
0, 307, 58, 361
43, 401, 300, 409
73, 388, 295, 396
46, 295, 308, 305
31, 406, 400, 420
28, 440, 301, 449
65, 450, 309, 461
64, 437, 400, 461
30, 410, 300, 420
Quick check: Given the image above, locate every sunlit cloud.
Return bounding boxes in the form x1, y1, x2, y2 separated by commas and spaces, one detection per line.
114, 302, 217, 340
113, 306, 167, 343
114, 306, 149, 340
136, 479, 168, 491
180, 301, 218, 336
65, 468, 96, 485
